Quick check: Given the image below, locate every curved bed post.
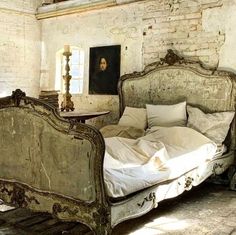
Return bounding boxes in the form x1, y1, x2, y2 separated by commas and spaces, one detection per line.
0, 89, 111, 235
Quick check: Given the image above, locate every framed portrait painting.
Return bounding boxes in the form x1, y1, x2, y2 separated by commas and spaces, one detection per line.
89, 45, 121, 95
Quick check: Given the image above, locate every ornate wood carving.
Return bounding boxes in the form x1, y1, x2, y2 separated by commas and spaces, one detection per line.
118, 48, 230, 116
0, 186, 12, 196
137, 192, 156, 208
0, 89, 108, 226
1, 50, 234, 235
184, 177, 194, 190
213, 163, 224, 175
52, 203, 79, 216
160, 49, 184, 65
0, 184, 39, 207
93, 207, 110, 225
11, 89, 26, 106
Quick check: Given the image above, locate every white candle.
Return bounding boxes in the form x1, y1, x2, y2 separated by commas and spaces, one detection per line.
64, 45, 70, 53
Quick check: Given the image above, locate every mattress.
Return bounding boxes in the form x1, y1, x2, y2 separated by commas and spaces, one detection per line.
104, 126, 220, 198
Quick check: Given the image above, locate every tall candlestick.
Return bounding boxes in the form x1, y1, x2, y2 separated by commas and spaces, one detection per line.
61, 49, 74, 112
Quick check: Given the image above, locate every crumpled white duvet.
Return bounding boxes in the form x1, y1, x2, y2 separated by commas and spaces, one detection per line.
104, 126, 217, 198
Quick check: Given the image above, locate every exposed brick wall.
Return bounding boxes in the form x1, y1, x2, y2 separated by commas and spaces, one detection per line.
142, 0, 225, 67
39, 0, 236, 127
0, 0, 234, 126
0, 0, 42, 97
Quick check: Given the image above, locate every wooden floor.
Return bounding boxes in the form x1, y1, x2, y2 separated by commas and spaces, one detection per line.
0, 202, 92, 235
0, 181, 235, 235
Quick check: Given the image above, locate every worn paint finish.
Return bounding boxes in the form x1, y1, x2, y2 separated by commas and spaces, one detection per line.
119, 53, 236, 150
121, 67, 234, 111
0, 108, 94, 201
0, 92, 110, 234
1, 51, 236, 234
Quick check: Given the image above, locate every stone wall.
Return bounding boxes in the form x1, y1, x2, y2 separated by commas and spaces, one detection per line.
0, 0, 42, 97
39, 0, 236, 127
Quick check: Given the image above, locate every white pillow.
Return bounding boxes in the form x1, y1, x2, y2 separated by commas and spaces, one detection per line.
118, 106, 147, 130
146, 101, 187, 128
187, 105, 235, 145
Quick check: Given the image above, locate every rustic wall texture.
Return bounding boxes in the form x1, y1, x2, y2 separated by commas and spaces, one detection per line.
1, 0, 236, 127
39, 0, 236, 127
0, 0, 42, 97
142, 0, 236, 71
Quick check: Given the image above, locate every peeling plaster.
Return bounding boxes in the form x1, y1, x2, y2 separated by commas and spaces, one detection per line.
218, 0, 236, 73
202, 0, 236, 72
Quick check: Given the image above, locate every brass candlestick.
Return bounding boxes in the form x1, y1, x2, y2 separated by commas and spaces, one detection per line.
61, 51, 74, 112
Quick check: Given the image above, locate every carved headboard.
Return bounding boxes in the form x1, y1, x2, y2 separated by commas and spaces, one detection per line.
118, 50, 236, 150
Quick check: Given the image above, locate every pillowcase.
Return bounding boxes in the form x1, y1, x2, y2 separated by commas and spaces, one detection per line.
118, 106, 147, 130
146, 101, 187, 128
187, 105, 235, 145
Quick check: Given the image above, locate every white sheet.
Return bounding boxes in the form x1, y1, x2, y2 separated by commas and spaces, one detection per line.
104, 126, 218, 198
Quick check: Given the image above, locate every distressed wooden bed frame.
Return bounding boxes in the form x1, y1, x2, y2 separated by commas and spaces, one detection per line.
0, 50, 235, 234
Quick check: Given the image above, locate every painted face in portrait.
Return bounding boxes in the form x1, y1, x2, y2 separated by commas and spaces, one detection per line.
99, 57, 108, 71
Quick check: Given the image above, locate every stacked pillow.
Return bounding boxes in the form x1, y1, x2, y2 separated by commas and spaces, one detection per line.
117, 102, 235, 145
118, 106, 147, 130
146, 101, 187, 128
187, 105, 235, 145
118, 101, 188, 130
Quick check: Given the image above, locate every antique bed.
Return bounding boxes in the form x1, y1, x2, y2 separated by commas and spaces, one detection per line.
0, 50, 235, 235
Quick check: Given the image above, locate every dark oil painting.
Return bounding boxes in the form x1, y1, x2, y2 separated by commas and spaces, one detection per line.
89, 45, 121, 95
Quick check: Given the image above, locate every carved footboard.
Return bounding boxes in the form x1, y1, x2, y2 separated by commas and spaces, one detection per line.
0, 89, 111, 234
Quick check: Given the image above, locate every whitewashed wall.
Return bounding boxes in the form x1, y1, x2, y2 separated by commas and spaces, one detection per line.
40, 2, 144, 126
0, 0, 42, 97
39, 0, 236, 127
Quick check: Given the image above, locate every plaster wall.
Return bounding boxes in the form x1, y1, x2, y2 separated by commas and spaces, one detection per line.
218, 0, 236, 73
0, 0, 42, 97
40, 0, 236, 127
40, 2, 144, 126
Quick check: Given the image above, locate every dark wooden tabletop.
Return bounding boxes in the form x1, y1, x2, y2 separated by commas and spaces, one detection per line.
60, 110, 110, 123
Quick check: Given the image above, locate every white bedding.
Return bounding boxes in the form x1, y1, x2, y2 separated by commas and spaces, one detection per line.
104, 126, 218, 198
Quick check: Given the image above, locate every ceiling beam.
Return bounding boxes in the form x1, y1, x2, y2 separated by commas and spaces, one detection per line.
36, 0, 143, 20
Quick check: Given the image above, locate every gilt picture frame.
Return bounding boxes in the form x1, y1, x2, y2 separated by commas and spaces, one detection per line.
89, 45, 121, 95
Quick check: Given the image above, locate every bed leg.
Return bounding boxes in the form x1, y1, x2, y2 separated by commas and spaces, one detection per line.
93, 224, 112, 235
228, 165, 236, 190
230, 172, 236, 190
92, 207, 112, 235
